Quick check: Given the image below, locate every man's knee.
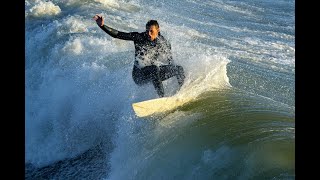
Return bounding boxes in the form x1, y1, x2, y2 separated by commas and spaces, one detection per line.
176, 65, 184, 76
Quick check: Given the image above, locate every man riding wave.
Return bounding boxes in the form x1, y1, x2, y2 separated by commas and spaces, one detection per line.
93, 14, 185, 97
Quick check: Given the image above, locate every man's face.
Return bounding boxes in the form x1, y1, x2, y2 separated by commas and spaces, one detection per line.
146, 25, 159, 41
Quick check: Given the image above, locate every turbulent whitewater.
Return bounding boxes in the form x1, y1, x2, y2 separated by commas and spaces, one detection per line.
25, 0, 295, 179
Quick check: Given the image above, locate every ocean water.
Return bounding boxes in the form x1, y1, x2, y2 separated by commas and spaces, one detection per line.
25, 0, 295, 179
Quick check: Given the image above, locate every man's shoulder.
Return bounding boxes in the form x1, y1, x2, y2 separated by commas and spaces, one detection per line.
158, 34, 170, 45
128, 31, 141, 36
131, 31, 142, 35
131, 31, 146, 41
158, 34, 167, 40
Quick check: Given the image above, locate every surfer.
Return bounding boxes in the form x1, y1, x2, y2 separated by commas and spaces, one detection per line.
93, 14, 185, 97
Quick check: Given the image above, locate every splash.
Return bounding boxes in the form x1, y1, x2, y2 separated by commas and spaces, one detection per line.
26, 0, 61, 18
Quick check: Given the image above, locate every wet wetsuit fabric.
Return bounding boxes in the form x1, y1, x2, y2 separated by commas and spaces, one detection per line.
99, 24, 185, 97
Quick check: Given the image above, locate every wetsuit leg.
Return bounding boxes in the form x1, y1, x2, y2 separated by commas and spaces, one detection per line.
132, 65, 164, 97
159, 65, 185, 88
145, 65, 164, 97
176, 65, 185, 88
132, 65, 148, 85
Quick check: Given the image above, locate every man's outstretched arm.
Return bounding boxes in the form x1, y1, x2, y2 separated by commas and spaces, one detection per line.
93, 14, 138, 41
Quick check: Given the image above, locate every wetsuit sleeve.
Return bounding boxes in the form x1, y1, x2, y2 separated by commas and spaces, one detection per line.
99, 24, 139, 41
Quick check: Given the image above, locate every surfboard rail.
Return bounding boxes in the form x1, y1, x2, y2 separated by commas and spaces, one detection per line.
132, 96, 192, 117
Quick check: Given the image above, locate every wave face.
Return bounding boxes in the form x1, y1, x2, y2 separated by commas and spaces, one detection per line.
25, 0, 294, 179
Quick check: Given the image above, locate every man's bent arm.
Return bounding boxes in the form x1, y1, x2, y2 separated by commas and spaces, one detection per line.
99, 25, 137, 41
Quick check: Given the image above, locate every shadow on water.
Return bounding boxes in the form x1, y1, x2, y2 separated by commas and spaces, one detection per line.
25, 141, 113, 180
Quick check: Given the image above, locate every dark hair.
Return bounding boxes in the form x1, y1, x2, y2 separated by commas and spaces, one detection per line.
146, 20, 159, 29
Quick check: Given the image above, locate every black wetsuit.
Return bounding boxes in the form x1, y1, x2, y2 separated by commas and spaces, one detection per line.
99, 24, 185, 97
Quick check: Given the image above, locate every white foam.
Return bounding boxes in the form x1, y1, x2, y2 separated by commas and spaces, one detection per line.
94, 0, 120, 8
56, 15, 89, 35
62, 38, 83, 55
26, 0, 61, 18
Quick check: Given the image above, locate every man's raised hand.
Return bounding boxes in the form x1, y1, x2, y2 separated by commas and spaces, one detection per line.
93, 14, 104, 26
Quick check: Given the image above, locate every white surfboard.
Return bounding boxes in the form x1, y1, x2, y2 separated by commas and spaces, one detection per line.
132, 96, 193, 117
